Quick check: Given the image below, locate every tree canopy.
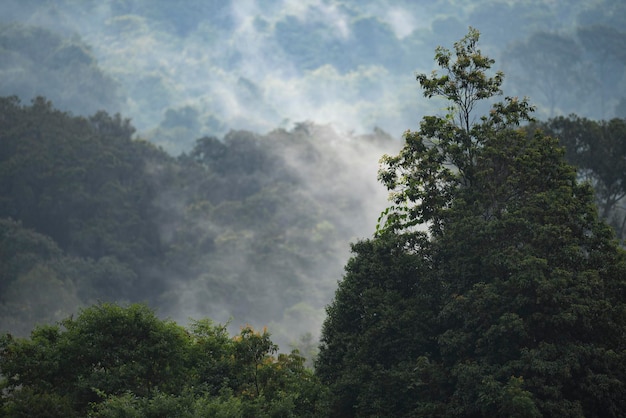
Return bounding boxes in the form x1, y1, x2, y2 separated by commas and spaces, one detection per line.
533, 115, 626, 242
0, 303, 326, 417
316, 28, 626, 417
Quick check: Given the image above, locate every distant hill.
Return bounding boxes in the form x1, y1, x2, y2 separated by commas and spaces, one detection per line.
0, 96, 397, 349
1, 0, 624, 153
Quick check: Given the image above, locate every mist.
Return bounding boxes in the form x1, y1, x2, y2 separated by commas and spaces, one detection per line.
150, 123, 400, 349
1, 0, 625, 350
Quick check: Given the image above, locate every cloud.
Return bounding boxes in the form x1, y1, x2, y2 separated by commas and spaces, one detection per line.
385, 7, 418, 39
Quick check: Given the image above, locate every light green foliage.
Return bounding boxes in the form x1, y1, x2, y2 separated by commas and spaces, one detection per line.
233, 326, 278, 397
318, 28, 626, 417
379, 27, 534, 236
417, 27, 504, 132
0, 303, 326, 417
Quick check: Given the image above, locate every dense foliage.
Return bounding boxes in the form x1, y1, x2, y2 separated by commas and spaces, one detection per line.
532, 116, 626, 242
0, 95, 394, 347
0, 303, 326, 417
2, 6, 626, 414
317, 29, 626, 417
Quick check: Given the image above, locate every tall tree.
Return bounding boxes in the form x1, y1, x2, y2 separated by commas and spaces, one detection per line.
576, 25, 626, 118
503, 32, 586, 117
536, 115, 626, 241
317, 28, 626, 417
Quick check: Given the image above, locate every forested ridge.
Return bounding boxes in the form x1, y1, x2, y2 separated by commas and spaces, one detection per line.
1, 0, 625, 150
0, 95, 396, 344
0, 94, 395, 415
1, 0, 626, 416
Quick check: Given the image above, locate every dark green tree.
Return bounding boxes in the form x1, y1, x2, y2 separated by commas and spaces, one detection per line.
316, 233, 439, 417
503, 31, 586, 117
0, 96, 160, 262
0, 303, 190, 416
0, 96, 170, 303
317, 27, 626, 417
536, 115, 626, 241
0, 303, 326, 417
0, 218, 137, 335
576, 25, 626, 118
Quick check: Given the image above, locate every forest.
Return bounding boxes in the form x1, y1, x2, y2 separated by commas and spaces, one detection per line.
1, 0, 626, 417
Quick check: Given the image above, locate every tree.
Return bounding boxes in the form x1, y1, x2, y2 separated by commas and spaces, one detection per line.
535, 115, 626, 241
0, 303, 190, 416
576, 25, 626, 118
503, 31, 587, 117
316, 233, 439, 417
0, 218, 135, 336
0, 303, 326, 417
0, 96, 169, 303
317, 27, 626, 417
